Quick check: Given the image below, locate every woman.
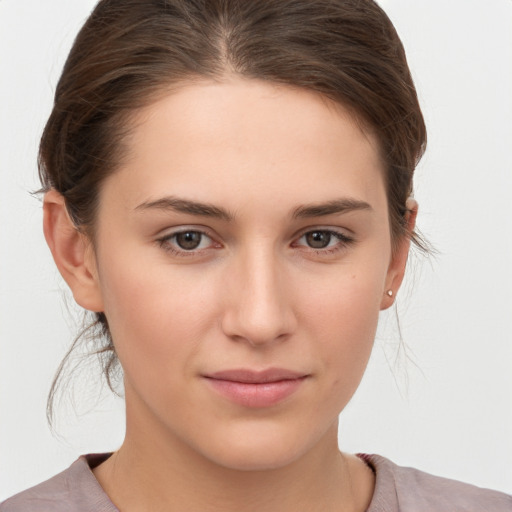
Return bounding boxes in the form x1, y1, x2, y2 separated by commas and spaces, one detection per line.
1, 0, 510, 510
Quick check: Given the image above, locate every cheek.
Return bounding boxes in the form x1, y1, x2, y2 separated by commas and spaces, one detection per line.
302, 258, 385, 339
96, 249, 220, 381
301, 267, 385, 399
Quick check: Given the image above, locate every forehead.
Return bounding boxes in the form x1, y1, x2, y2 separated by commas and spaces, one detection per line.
103, 78, 387, 216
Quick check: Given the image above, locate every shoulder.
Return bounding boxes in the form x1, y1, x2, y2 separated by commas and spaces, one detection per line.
361, 453, 512, 512
0, 454, 117, 512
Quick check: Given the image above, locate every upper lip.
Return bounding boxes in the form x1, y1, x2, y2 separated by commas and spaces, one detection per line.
204, 368, 309, 384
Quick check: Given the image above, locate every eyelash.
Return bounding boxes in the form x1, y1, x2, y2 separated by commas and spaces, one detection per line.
157, 229, 218, 257
293, 230, 355, 255
156, 228, 355, 258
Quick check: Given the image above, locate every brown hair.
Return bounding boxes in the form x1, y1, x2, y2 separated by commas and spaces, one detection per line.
40, 0, 427, 421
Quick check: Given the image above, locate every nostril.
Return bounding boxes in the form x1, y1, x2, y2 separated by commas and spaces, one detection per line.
221, 304, 296, 347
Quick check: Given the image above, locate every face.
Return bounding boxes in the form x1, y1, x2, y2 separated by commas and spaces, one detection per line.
83, 78, 408, 470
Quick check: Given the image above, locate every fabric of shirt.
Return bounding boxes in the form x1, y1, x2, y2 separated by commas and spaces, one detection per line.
1, 452, 511, 511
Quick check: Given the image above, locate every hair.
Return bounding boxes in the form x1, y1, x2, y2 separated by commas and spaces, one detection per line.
40, 0, 427, 423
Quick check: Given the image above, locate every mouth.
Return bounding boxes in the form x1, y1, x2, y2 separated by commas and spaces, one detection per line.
202, 368, 310, 408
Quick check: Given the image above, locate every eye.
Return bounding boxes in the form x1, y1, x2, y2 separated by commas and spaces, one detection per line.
157, 229, 217, 255
304, 231, 334, 249
294, 229, 354, 253
174, 231, 205, 250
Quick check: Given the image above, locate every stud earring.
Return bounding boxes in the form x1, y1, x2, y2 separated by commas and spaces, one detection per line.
386, 290, 393, 297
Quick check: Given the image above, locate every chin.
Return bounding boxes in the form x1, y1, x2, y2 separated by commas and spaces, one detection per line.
208, 444, 304, 472
191, 419, 332, 472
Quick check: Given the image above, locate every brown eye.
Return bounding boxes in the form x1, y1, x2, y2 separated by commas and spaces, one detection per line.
157, 229, 219, 256
305, 231, 332, 249
175, 231, 203, 250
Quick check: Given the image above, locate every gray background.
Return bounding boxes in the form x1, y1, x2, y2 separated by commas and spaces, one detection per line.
1, 0, 511, 499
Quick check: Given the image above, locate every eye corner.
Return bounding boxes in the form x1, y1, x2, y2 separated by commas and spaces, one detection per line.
292, 227, 356, 256
156, 227, 222, 258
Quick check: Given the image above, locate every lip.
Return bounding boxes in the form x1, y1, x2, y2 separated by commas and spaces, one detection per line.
202, 368, 309, 408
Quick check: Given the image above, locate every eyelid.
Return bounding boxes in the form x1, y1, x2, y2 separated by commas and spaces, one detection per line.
156, 226, 222, 255
155, 223, 217, 238
291, 227, 356, 254
293, 225, 354, 242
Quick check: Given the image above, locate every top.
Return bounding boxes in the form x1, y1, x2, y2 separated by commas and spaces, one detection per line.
1, 453, 511, 511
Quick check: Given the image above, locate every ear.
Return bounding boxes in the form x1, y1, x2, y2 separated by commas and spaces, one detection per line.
380, 198, 418, 310
43, 190, 104, 312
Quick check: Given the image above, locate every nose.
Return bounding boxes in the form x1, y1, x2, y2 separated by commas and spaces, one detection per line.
221, 245, 297, 347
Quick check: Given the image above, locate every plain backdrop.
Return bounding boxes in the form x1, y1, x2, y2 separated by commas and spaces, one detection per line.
1, 0, 511, 500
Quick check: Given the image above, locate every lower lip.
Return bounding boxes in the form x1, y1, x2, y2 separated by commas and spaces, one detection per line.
204, 377, 307, 408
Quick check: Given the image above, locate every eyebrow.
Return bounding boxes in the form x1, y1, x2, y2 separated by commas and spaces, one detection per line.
292, 198, 372, 219
135, 197, 234, 221
135, 196, 372, 221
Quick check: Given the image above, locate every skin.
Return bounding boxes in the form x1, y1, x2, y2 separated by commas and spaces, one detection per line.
44, 78, 416, 512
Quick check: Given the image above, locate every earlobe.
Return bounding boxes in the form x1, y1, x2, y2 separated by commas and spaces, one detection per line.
380, 198, 418, 310
43, 190, 104, 312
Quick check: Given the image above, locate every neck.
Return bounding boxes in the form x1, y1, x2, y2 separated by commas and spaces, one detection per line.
94, 430, 362, 512
93, 391, 374, 512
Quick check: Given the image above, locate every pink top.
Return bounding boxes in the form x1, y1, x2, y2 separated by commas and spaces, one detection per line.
1, 453, 511, 511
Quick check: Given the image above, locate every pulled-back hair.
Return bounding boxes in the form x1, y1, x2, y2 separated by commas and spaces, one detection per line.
40, 0, 427, 421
